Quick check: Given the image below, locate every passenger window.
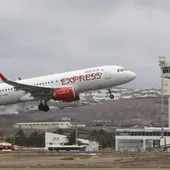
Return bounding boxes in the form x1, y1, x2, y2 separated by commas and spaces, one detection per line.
117, 69, 120, 72
51, 81, 53, 83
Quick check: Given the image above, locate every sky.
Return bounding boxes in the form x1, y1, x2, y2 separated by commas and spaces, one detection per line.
0, 0, 169, 89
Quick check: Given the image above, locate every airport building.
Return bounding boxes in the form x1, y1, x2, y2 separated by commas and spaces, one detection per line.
13, 121, 86, 130
13, 122, 72, 130
115, 59, 170, 152
115, 127, 170, 152
45, 132, 99, 152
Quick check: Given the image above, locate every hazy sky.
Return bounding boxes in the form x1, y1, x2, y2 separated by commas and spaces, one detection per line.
0, 0, 169, 89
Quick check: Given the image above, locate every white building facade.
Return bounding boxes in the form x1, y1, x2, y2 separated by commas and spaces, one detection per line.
45, 132, 99, 152
115, 127, 170, 152
13, 122, 72, 130
45, 132, 69, 148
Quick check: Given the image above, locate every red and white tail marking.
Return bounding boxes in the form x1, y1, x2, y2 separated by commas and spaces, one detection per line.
0, 73, 8, 82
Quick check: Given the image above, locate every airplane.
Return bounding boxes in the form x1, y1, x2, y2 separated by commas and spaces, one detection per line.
0, 65, 136, 112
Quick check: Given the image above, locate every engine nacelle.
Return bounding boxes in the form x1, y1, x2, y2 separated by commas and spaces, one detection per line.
53, 87, 80, 102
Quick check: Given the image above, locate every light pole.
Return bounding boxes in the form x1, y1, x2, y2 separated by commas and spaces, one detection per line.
75, 102, 79, 146
75, 117, 78, 145
159, 56, 166, 139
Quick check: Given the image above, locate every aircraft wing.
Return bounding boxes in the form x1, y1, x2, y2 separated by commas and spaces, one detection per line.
0, 73, 69, 99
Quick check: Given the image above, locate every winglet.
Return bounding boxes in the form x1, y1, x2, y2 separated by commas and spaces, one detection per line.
0, 73, 8, 82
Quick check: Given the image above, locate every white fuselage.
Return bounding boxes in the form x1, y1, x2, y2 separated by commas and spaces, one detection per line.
0, 65, 136, 105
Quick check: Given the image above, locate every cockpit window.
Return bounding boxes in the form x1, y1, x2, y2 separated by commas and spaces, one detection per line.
117, 68, 124, 72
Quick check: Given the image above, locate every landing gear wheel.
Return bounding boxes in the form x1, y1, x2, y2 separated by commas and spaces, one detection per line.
110, 94, 114, 99
43, 105, 49, 112
108, 89, 114, 99
38, 103, 44, 111
38, 101, 50, 112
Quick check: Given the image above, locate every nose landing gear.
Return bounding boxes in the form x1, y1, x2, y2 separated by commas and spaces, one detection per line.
108, 89, 114, 99
110, 94, 114, 99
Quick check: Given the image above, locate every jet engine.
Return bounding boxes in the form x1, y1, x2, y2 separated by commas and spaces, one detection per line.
53, 87, 80, 102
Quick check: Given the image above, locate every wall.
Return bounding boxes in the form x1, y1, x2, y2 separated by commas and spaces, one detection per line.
45, 132, 69, 149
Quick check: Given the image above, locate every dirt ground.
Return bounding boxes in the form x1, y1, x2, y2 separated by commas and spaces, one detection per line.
0, 151, 170, 168
0, 169, 170, 170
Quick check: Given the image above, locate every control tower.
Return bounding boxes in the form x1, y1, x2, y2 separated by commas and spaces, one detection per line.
162, 61, 170, 127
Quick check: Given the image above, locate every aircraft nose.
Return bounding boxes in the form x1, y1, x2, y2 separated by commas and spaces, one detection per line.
130, 71, 136, 80
125, 71, 136, 82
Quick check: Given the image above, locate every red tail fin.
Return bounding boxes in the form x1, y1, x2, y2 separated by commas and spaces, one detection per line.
0, 73, 8, 81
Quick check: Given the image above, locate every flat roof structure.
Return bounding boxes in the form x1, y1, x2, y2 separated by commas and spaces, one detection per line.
115, 127, 170, 152
13, 122, 72, 130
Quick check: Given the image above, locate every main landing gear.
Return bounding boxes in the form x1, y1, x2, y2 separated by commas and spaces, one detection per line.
108, 89, 114, 99
38, 101, 49, 112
